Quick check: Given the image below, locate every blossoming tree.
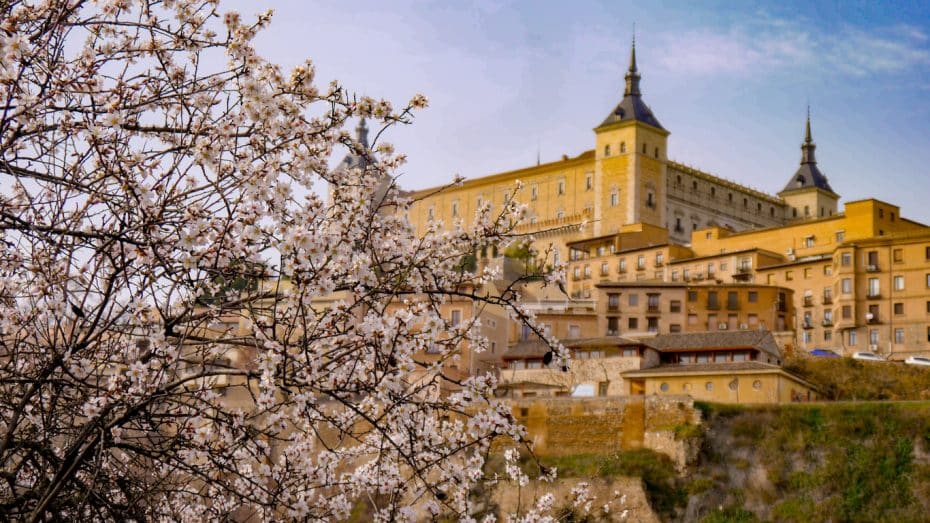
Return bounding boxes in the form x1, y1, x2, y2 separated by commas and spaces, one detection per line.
0, 1, 570, 520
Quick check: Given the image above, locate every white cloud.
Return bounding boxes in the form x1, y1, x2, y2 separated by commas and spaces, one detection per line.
652, 16, 930, 77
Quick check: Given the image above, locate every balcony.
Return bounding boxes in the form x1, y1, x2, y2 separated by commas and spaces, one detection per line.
822, 296, 833, 305
636, 265, 646, 272
706, 302, 720, 311
867, 316, 881, 324
776, 302, 787, 312
866, 264, 880, 273
606, 329, 619, 336
867, 292, 881, 299
647, 305, 661, 314
803, 296, 814, 307
736, 265, 753, 274
802, 321, 814, 329
727, 301, 740, 311
607, 304, 619, 312
822, 318, 834, 327
655, 261, 665, 268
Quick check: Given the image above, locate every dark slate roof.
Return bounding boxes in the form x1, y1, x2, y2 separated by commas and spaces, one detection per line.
596, 41, 665, 132
336, 118, 371, 171
622, 361, 783, 376
564, 336, 643, 349
644, 330, 782, 361
502, 339, 550, 360
780, 113, 836, 195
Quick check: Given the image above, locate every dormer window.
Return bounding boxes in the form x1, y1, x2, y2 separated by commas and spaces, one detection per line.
796, 175, 804, 187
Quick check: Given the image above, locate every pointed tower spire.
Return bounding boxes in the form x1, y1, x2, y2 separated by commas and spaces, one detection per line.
355, 117, 369, 149
624, 34, 641, 97
800, 107, 816, 164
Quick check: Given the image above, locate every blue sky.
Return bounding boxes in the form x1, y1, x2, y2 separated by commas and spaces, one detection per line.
230, 0, 930, 223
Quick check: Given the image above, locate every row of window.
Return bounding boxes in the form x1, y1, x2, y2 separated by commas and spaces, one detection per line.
842, 327, 930, 346
671, 176, 780, 218
658, 379, 765, 393
603, 141, 661, 159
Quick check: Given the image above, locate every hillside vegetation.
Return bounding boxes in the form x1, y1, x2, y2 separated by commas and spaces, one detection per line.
687, 402, 930, 522
784, 357, 930, 400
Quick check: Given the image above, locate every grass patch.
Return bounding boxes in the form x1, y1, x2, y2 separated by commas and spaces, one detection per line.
696, 401, 930, 522
539, 449, 685, 517
784, 357, 930, 400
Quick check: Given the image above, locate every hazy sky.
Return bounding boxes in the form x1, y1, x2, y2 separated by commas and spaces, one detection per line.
229, 0, 930, 223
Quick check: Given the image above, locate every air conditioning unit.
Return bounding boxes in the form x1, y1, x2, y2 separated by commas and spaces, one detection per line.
739, 323, 749, 330
868, 344, 879, 352
718, 323, 728, 330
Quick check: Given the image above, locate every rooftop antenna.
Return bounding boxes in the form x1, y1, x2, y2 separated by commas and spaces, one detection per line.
536, 139, 541, 166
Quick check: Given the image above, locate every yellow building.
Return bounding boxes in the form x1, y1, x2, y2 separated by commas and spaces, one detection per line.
392, 38, 930, 362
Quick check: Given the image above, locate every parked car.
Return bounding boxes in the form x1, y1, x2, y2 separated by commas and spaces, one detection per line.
852, 351, 886, 362
810, 349, 840, 358
904, 356, 930, 367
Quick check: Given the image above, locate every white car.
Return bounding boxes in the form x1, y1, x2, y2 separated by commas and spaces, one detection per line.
905, 356, 930, 367
851, 351, 886, 362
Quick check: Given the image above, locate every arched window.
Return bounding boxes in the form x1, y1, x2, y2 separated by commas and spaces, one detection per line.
604, 144, 610, 157
620, 141, 626, 153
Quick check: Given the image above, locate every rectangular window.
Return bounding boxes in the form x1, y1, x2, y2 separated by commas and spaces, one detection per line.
671, 271, 679, 281
610, 192, 619, 207
727, 291, 738, 309
842, 278, 852, 294
893, 249, 903, 263
894, 276, 905, 291
530, 185, 538, 200
622, 348, 638, 357
636, 255, 646, 270
608, 293, 620, 311
707, 291, 719, 309
926, 246, 930, 260
870, 329, 879, 345
824, 330, 832, 342
607, 317, 619, 335
557, 180, 565, 195
748, 291, 758, 302
849, 330, 857, 346
568, 325, 581, 338
748, 313, 758, 326
836, 230, 845, 243
628, 294, 638, 306
824, 265, 833, 276
785, 271, 793, 281
804, 267, 812, 279
669, 323, 682, 333
619, 258, 627, 272
687, 314, 698, 325
585, 174, 593, 191
628, 317, 639, 329
656, 253, 664, 266
600, 262, 609, 276
895, 328, 905, 344
647, 317, 659, 333
647, 294, 660, 311
868, 278, 880, 297
841, 252, 851, 266
842, 305, 852, 319
451, 310, 462, 326
688, 290, 698, 302
894, 302, 904, 315
670, 300, 682, 313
